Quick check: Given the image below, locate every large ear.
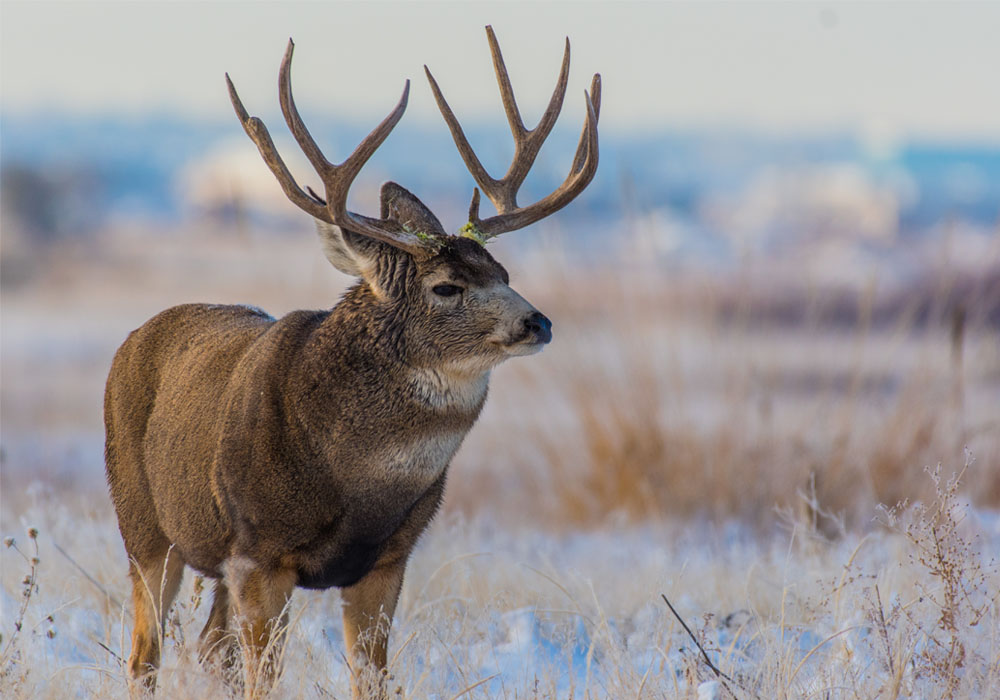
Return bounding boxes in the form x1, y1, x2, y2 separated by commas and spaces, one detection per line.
315, 181, 443, 276
314, 181, 443, 294
315, 220, 365, 277
315, 222, 398, 299
379, 181, 446, 237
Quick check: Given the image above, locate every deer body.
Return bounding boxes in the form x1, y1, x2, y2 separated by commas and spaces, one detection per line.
108, 297, 477, 585
106, 26, 599, 698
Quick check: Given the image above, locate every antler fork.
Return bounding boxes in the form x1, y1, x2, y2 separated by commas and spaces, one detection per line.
425, 25, 601, 241
226, 39, 428, 255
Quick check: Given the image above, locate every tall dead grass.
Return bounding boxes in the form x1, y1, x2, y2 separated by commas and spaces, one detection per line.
447, 248, 1000, 531
2, 225, 997, 532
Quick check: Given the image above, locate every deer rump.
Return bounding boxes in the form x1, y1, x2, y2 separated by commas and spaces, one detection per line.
105, 302, 451, 592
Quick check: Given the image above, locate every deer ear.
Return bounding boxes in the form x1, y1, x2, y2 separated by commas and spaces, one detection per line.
315, 220, 365, 277
315, 182, 441, 295
314, 221, 400, 300
380, 182, 446, 237
316, 182, 442, 278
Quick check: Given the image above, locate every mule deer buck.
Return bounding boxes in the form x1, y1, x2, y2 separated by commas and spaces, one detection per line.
105, 26, 599, 697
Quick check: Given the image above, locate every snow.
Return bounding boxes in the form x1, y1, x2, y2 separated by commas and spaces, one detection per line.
2, 489, 997, 698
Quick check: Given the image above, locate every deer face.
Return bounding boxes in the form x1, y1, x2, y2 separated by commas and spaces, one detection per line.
412, 237, 551, 370
316, 188, 551, 373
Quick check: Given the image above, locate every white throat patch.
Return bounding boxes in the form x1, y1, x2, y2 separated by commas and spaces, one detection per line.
409, 364, 491, 412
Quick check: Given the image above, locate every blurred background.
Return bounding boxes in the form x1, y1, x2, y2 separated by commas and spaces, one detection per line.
3, 1, 999, 532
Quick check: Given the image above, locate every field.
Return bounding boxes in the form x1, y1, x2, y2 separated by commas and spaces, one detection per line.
2, 224, 999, 698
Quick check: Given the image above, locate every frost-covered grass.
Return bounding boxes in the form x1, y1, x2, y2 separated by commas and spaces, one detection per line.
2, 226, 999, 697
2, 462, 998, 698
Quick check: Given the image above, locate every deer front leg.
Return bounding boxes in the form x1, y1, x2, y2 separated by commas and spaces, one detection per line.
225, 558, 297, 697
341, 561, 405, 699
341, 475, 445, 698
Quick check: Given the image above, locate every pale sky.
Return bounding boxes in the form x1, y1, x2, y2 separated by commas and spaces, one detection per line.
2, 1, 999, 142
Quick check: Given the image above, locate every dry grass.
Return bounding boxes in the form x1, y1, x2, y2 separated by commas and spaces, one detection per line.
1, 463, 997, 698
3, 225, 998, 529
1, 224, 999, 696
448, 254, 1000, 531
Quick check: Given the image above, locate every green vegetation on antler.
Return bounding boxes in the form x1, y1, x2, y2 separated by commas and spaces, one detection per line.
400, 222, 445, 251
458, 222, 488, 246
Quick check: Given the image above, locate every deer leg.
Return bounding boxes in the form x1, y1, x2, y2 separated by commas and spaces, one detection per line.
198, 579, 236, 672
225, 559, 297, 696
341, 561, 406, 699
341, 475, 446, 698
128, 546, 185, 693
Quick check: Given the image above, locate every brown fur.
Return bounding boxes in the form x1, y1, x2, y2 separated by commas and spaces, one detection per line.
105, 188, 552, 696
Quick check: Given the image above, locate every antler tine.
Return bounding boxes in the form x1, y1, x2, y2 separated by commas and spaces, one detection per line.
277, 39, 332, 177
468, 188, 482, 228
476, 84, 600, 237
328, 80, 410, 208
226, 73, 329, 221
570, 74, 602, 176
485, 25, 526, 139
228, 43, 428, 256
424, 65, 498, 197
489, 29, 571, 197
324, 79, 425, 254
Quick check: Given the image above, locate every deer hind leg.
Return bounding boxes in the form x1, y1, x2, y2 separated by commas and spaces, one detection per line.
224, 558, 297, 696
198, 579, 236, 673
128, 546, 185, 693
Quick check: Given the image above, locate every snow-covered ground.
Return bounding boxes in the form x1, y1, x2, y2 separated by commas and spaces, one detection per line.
2, 473, 998, 698
2, 227, 998, 697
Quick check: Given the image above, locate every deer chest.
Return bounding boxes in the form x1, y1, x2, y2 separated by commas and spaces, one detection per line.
372, 429, 466, 484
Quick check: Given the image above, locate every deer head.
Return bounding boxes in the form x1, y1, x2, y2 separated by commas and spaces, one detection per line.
225, 25, 600, 375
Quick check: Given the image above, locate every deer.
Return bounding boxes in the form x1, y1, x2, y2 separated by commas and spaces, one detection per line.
104, 25, 599, 697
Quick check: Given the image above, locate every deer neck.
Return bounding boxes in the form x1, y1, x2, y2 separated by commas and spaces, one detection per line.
312, 285, 491, 415
321, 284, 410, 361
408, 362, 491, 413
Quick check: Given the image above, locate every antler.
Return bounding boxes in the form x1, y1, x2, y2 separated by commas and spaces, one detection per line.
226, 39, 428, 255
425, 25, 601, 240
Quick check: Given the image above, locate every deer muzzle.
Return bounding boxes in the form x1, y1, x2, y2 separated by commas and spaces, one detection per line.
523, 311, 553, 345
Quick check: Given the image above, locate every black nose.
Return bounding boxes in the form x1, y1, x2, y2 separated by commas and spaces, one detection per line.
524, 311, 553, 344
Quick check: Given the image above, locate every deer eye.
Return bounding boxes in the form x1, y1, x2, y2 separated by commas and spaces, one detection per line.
432, 284, 463, 298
